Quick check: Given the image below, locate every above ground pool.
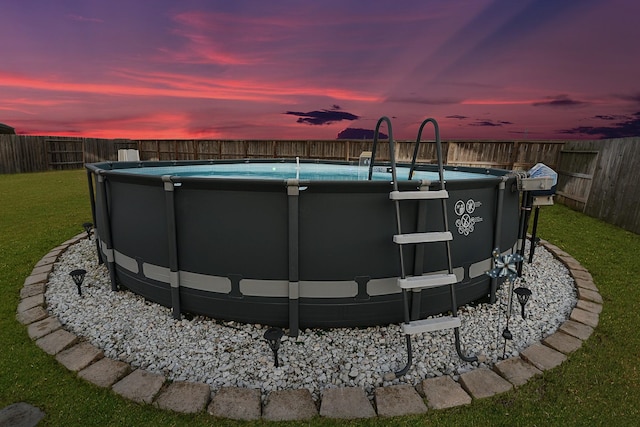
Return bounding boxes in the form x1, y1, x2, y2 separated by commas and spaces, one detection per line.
86, 158, 521, 330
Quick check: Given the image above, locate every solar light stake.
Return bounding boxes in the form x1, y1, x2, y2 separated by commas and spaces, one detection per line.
69, 269, 86, 296
486, 248, 523, 360
264, 327, 284, 368
82, 222, 93, 239
514, 287, 533, 319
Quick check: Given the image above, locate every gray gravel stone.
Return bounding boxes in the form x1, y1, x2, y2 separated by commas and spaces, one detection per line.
44, 236, 579, 401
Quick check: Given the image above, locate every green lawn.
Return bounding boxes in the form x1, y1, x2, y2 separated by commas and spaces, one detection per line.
1, 169, 639, 426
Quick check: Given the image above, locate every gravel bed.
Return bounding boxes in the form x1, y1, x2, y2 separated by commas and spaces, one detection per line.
45, 238, 576, 400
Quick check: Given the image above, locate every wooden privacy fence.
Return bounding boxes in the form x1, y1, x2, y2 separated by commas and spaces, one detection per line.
2, 134, 639, 234
1, 135, 565, 173
0, 135, 137, 174
555, 137, 640, 234
134, 138, 565, 171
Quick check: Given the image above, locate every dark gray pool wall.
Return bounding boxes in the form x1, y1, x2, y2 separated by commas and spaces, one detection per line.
86, 160, 520, 331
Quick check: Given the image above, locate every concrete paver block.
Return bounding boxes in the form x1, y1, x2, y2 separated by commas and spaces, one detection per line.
31, 264, 54, 277
320, 387, 376, 419
263, 389, 318, 421
55, 342, 104, 372
570, 307, 599, 328
548, 244, 577, 262
574, 277, 598, 291
520, 343, 567, 371
35, 329, 78, 355
16, 306, 48, 325
562, 258, 584, 271
459, 368, 513, 399
559, 319, 594, 341
20, 283, 46, 299
543, 331, 584, 354
493, 357, 542, 387
112, 369, 165, 404
208, 387, 261, 421
23, 272, 49, 287
35, 256, 57, 268
571, 269, 593, 281
0, 402, 46, 427
154, 381, 210, 414
421, 376, 471, 409
62, 234, 85, 246
576, 299, 602, 314
540, 242, 560, 253
46, 247, 64, 258
17, 294, 45, 313
374, 385, 427, 417
577, 288, 603, 304
27, 316, 62, 340
78, 357, 131, 388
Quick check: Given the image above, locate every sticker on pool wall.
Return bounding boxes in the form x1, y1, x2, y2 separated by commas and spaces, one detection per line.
454, 199, 483, 236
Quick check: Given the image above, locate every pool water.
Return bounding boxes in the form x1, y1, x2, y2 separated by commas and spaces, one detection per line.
111, 162, 496, 181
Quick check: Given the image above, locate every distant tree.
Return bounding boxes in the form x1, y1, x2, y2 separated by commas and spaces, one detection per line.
0, 122, 16, 134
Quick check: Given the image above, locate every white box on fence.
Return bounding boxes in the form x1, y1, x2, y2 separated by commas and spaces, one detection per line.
118, 149, 140, 161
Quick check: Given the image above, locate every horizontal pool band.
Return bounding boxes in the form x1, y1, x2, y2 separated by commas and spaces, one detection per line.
106, 246, 508, 299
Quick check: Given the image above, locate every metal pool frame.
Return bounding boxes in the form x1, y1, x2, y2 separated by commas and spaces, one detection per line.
86, 159, 520, 332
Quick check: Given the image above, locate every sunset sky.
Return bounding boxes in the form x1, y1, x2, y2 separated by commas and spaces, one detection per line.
2, 0, 639, 140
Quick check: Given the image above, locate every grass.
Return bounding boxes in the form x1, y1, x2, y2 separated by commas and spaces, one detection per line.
1, 169, 639, 426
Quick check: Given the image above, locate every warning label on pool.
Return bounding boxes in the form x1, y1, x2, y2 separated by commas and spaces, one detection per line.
454, 199, 483, 236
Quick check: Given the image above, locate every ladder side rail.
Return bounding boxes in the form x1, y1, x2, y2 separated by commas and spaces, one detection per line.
368, 116, 398, 183
367, 129, 379, 181
408, 118, 445, 183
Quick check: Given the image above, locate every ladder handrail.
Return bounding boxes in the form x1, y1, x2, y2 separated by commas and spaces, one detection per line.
367, 116, 398, 190
408, 118, 445, 187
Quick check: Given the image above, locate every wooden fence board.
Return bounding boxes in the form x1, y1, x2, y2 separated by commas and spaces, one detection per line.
4, 134, 640, 232
555, 149, 598, 211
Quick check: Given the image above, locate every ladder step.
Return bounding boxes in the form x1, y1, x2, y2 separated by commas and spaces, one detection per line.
401, 316, 461, 335
390, 190, 448, 200
398, 273, 457, 289
393, 231, 452, 244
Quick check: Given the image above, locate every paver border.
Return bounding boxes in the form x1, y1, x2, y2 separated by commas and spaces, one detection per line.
16, 233, 602, 420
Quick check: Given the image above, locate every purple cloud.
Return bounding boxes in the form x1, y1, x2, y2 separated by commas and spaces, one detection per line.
337, 128, 388, 139
285, 108, 359, 125
469, 119, 513, 127
533, 94, 587, 108
560, 112, 640, 138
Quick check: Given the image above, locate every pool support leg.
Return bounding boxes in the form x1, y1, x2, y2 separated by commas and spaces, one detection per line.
163, 176, 182, 320
287, 180, 300, 337
86, 170, 103, 264
96, 173, 118, 291
528, 206, 541, 263
517, 191, 533, 276
490, 179, 506, 303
